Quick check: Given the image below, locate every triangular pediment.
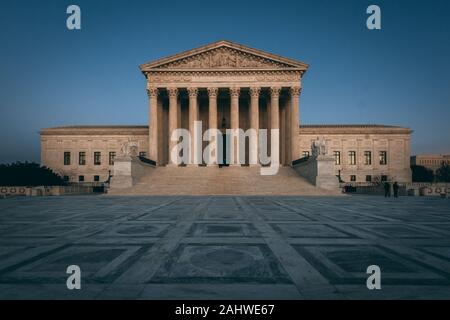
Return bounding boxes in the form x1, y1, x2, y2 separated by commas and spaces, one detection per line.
140, 40, 308, 71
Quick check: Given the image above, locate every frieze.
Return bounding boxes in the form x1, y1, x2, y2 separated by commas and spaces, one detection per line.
147, 71, 301, 84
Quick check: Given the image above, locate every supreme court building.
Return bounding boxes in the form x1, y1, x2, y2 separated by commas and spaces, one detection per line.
40, 41, 412, 187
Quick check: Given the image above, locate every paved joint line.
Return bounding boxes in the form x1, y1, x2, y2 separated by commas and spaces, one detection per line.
126, 197, 182, 221
236, 197, 343, 299
114, 198, 210, 284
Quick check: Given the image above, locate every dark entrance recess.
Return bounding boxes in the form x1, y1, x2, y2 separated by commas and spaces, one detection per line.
219, 117, 229, 167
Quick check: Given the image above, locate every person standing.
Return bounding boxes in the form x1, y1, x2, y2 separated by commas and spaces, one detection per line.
393, 181, 399, 198
384, 181, 391, 197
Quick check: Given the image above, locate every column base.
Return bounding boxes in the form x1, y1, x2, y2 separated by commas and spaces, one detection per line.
249, 163, 261, 167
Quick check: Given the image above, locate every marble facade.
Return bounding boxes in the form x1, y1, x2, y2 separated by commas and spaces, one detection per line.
40, 41, 412, 184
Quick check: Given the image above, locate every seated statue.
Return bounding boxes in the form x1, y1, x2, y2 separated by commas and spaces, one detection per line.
120, 139, 139, 157
311, 136, 328, 157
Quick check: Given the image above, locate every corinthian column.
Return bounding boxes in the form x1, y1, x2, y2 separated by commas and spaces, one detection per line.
188, 87, 199, 165
207, 87, 218, 165
270, 87, 281, 130
270, 87, 281, 162
290, 86, 301, 163
230, 87, 240, 165
147, 86, 159, 164
249, 87, 260, 165
168, 87, 178, 165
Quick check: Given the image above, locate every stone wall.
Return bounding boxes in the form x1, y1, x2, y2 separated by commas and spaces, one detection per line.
40, 126, 149, 183
110, 156, 155, 189
293, 155, 339, 190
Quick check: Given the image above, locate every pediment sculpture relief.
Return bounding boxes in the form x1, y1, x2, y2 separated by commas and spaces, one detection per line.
158, 47, 290, 69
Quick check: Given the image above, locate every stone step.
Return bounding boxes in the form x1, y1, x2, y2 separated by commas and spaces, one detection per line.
108, 166, 341, 196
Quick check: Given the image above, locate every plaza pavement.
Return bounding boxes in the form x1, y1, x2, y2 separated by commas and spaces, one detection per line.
0, 195, 449, 299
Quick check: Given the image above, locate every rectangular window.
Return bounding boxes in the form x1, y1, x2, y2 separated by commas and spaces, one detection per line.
109, 152, 116, 165
94, 175, 100, 182
348, 151, 356, 165
79, 152, 86, 165
364, 151, 372, 165
379, 151, 387, 165
350, 175, 356, 182
63, 175, 69, 182
381, 175, 388, 182
94, 152, 101, 165
334, 151, 341, 165
366, 175, 372, 182
139, 151, 147, 158
302, 151, 310, 158
78, 175, 84, 182
64, 152, 71, 166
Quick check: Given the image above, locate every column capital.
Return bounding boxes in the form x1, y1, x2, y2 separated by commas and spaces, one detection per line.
167, 87, 178, 98
249, 87, 261, 98
270, 86, 281, 98
187, 87, 198, 98
147, 87, 159, 98
207, 87, 218, 98
230, 87, 240, 98
290, 86, 302, 97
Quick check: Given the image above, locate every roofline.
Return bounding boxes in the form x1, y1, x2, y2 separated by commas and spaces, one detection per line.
40, 123, 413, 136
299, 124, 413, 134
140, 40, 309, 72
299, 124, 410, 128
40, 125, 149, 136
412, 154, 450, 157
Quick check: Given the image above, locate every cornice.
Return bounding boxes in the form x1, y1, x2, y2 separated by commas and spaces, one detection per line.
40, 126, 149, 136
140, 40, 309, 72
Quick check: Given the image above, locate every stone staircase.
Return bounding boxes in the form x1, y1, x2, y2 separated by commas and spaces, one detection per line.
108, 165, 341, 196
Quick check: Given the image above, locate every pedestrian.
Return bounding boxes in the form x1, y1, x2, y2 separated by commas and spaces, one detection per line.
393, 181, 399, 198
384, 181, 391, 197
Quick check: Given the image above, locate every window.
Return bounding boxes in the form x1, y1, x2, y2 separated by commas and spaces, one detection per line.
79, 152, 86, 165
334, 151, 341, 165
64, 152, 71, 165
364, 151, 372, 165
139, 151, 147, 158
94, 152, 101, 165
94, 175, 100, 182
379, 151, 387, 165
348, 151, 356, 165
78, 175, 85, 182
63, 175, 69, 182
381, 175, 388, 182
302, 151, 310, 158
366, 175, 372, 182
109, 152, 116, 165
350, 175, 356, 182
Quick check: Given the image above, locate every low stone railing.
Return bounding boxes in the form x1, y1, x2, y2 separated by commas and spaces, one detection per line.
409, 183, 450, 196
339, 182, 450, 197
0, 185, 94, 198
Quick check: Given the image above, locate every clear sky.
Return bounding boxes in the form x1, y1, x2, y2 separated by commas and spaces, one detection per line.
1, 0, 449, 163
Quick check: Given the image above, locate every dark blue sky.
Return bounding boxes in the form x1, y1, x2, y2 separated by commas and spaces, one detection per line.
1, 0, 449, 163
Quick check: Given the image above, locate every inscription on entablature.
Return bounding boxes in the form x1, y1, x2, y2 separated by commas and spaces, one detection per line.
147, 72, 301, 84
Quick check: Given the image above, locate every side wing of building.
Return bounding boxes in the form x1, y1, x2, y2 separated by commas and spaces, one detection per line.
40, 126, 149, 183
40, 124, 413, 184
298, 125, 413, 183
